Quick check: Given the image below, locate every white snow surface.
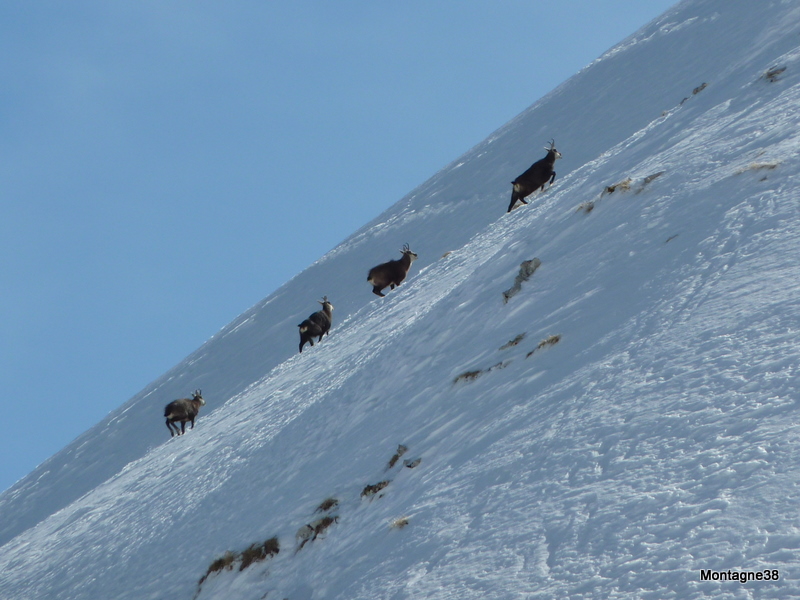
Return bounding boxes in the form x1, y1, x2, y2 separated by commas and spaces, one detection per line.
3, 1, 800, 598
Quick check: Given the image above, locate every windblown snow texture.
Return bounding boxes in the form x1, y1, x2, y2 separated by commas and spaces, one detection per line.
2, 1, 800, 598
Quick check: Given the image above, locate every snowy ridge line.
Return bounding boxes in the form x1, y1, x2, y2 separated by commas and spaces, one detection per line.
608, 11, 710, 62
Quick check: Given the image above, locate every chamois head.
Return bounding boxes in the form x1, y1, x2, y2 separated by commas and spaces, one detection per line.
400, 244, 418, 262
318, 296, 334, 314
544, 139, 562, 160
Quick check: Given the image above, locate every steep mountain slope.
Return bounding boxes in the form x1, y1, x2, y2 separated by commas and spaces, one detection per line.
1, 0, 787, 548
2, 1, 800, 598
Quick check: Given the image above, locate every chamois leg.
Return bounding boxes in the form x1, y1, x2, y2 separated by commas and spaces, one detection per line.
180, 421, 187, 435
166, 419, 178, 437
507, 193, 528, 213
372, 286, 385, 297
549, 171, 556, 185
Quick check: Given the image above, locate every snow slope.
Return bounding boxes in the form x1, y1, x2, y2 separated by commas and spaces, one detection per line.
2, 0, 800, 598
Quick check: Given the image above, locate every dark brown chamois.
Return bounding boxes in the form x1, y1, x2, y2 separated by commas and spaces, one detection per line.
164, 389, 205, 437
367, 244, 418, 297
507, 139, 562, 213
298, 296, 333, 353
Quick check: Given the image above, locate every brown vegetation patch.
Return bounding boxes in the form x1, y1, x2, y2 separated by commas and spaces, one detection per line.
387, 444, 408, 469
587, 171, 665, 213
198, 536, 280, 590
680, 82, 708, 105
601, 171, 664, 199
361, 480, 391, 498
502, 258, 542, 303
454, 361, 509, 384
310, 516, 338, 538
198, 551, 237, 586
640, 171, 665, 188
603, 178, 632, 195
239, 537, 280, 571
390, 517, 410, 529
454, 369, 483, 384
316, 497, 339, 513
736, 162, 780, 174
403, 457, 421, 469
526, 335, 562, 358
764, 66, 786, 82
500, 333, 526, 350
296, 516, 339, 551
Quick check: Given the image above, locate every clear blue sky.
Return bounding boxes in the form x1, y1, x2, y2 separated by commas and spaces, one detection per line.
0, 0, 676, 495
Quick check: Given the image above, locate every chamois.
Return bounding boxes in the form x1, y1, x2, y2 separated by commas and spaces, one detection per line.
298, 296, 333, 353
164, 389, 205, 437
507, 139, 562, 212
367, 244, 418, 297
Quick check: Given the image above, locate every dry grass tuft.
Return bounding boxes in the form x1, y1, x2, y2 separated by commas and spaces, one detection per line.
239, 537, 280, 571
454, 369, 482, 384
500, 333, 526, 350
588, 171, 665, 213
763, 66, 786, 82
527, 335, 562, 358
603, 178, 632, 195
387, 445, 408, 469
537, 334, 561, 349
641, 171, 665, 187
361, 480, 391, 498
390, 517, 410, 529
736, 162, 780, 174
199, 551, 237, 586
316, 497, 339, 513
680, 82, 708, 105
312, 516, 337, 536
454, 361, 509, 384
296, 516, 339, 551
502, 258, 542, 303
